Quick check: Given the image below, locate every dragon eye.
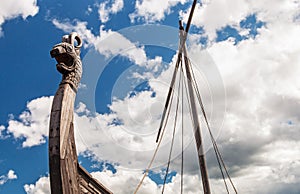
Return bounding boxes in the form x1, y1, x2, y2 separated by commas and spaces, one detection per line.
66, 45, 73, 52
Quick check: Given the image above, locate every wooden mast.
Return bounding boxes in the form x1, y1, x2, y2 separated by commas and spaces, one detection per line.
180, 26, 211, 194
49, 32, 112, 194
155, 0, 212, 190
181, 1, 211, 192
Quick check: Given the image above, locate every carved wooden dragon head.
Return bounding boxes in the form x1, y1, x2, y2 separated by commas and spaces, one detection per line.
50, 32, 83, 91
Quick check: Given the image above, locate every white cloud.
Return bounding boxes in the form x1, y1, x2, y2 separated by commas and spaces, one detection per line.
52, 19, 149, 67
20, 169, 202, 194
91, 167, 246, 194
0, 170, 17, 185
180, 0, 249, 41
231, 141, 300, 193
7, 170, 17, 180
0, 0, 39, 36
24, 176, 50, 194
0, 125, 7, 139
98, 0, 124, 23
91, 167, 205, 194
72, 60, 204, 169
92, 168, 157, 194
192, 1, 300, 192
6, 96, 53, 147
129, 0, 188, 23
86, 5, 93, 15
180, 0, 300, 41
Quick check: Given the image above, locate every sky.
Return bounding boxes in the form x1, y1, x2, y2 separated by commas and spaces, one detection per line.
0, 0, 300, 193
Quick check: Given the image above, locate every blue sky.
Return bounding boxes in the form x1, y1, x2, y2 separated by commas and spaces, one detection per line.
1, 0, 300, 193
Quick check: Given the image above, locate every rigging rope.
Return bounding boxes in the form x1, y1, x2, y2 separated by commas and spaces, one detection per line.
156, 54, 183, 142
180, 64, 184, 194
188, 58, 238, 193
134, 58, 182, 194
156, 0, 197, 143
187, 58, 229, 193
161, 61, 183, 194
135, 0, 238, 193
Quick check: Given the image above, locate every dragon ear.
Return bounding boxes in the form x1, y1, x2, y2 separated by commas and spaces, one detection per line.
69, 32, 82, 49
69, 32, 82, 56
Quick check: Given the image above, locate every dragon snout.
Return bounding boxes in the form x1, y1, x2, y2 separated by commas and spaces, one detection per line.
50, 48, 60, 58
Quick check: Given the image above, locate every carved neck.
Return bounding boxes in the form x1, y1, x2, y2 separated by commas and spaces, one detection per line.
59, 57, 82, 92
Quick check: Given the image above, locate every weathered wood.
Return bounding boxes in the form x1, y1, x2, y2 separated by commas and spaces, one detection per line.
49, 32, 112, 194
78, 165, 113, 194
50, 84, 77, 193
180, 27, 211, 194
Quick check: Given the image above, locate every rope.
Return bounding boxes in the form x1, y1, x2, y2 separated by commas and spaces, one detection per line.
189, 61, 227, 190
134, 57, 182, 194
156, 54, 182, 142
180, 64, 184, 194
188, 61, 229, 193
161, 62, 183, 193
188, 58, 238, 194
135, 0, 239, 193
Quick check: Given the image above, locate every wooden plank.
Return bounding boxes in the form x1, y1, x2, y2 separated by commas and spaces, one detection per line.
78, 165, 113, 194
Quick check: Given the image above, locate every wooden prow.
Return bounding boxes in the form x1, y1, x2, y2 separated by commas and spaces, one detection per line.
49, 32, 112, 194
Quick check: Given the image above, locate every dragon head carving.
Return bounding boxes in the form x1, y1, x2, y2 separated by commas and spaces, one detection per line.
50, 32, 83, 91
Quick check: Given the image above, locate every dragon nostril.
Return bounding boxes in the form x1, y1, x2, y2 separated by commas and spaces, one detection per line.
50, 48, 59, 58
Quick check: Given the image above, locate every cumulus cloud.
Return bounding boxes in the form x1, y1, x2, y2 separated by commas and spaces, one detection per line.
21, 169, 203, 194
0, 170, 17, 185
6, 96, 53, 147
91, 166, 210, 194
71, 52, 215, 171
92, 168, 158, 194
180, 0, 300, 41
24, 176, 50, 194
0, 0, 39, 36
129, 0, 188, 23
192, 1, 300, 192
98, 0, 124, 23
73, 90, 178, 168
52, 19, 152, 67
180, 0, 249, 41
